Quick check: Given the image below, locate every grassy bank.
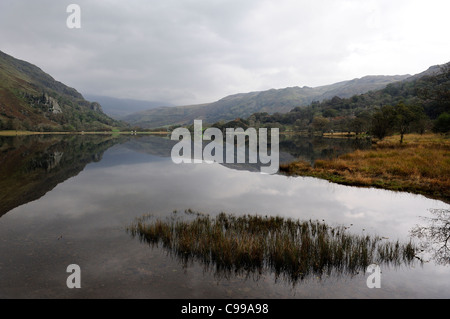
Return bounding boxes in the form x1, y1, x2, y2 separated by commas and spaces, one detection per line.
280, 134, 450, 203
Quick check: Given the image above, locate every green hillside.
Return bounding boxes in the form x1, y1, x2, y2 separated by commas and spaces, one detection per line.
0, 50, 125, 132
243, 62, 450, 135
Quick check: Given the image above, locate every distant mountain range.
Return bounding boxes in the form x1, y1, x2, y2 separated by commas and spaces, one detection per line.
1, 49, 446, 132
83, 94, 173, 120
0, 50, 122, 131
122, 74, 411, 128
244, 61, 450, 134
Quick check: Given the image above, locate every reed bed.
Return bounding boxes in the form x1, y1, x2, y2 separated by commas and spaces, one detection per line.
127, 210, 417, 284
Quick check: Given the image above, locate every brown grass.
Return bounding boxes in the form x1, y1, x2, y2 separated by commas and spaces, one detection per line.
128, 210, 418, 285
280, 134, 450, 203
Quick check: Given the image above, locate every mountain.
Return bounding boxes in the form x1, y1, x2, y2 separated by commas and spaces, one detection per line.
245, 62, 450, 133
0, 50, 123, 131
123, 75, 410, 128
83, 94, 173, 120
403, 64, 446, 82
311, 62, 450, 120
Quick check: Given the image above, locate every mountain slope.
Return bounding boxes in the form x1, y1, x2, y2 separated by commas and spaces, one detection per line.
247, 62, 450, 132
123, 75, 410, 128
312, 62, 450, 120
0, 50, 123, 131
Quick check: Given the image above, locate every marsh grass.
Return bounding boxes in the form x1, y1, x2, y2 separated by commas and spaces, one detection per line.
280, 134, 450, 203
127, 210, 417, 285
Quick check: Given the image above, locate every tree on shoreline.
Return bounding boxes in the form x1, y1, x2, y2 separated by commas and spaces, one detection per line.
394, 102, 426, 144
370, 105, 396, 140
371, 103, 426, 143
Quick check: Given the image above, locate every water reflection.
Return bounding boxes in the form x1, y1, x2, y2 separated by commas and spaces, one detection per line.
124, 134, 372, 172
128, 210, 417, 287
0, 133, 371, 218
278, 135, 372, 165
411, 209, 450, 265
0, 134, 126, 217
0, 134, 449, 298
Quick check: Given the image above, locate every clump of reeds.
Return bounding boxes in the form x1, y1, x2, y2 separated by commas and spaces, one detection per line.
127, 210, 418, 285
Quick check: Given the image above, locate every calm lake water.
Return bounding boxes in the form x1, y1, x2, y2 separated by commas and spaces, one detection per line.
0, 134, 448, 298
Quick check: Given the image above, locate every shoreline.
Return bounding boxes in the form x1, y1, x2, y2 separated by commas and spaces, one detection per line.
0, 130, 368, 139
3, 130, 448, 203
280, 134, 450, 204
0, 130, 170, 136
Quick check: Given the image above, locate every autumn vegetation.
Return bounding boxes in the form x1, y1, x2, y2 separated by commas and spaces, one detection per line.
280, 134, 450, 203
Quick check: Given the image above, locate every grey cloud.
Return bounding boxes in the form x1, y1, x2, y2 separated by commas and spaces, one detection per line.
1, 0, 449, 106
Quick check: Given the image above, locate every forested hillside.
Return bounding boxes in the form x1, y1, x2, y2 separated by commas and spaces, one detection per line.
232, 63, 450, 137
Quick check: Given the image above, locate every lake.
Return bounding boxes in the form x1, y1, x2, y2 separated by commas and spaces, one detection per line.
0, 134, 448, 298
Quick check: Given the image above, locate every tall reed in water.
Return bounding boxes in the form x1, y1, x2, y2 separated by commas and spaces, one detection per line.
127, 210, 417, 284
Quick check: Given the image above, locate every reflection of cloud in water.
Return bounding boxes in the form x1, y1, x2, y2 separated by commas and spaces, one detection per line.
13, 146, 447, 244
2, 137, 450, 298
344, 210, 366, 219
325, 185, 449, 238
411, 209, 450, 266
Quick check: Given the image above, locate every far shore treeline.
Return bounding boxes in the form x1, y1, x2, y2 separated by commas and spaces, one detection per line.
206, 64, 450, 141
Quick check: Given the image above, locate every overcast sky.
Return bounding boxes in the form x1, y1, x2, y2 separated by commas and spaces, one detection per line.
1, 0, 449, 106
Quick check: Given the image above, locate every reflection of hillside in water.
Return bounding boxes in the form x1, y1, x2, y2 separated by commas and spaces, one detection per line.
0, 134, 127, 217
123, 135, 372, 173
278, 135, 372, 165
124, 135, 175, 158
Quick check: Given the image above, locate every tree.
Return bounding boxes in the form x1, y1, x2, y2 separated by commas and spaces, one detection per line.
393, 102, 426, 143
350, 113, 371, 136
294, 119, 306, 131
23, 118, 33, 131
433, 112, 450, 134
411, 116, 431, 135
323, 108, 338, 118
371, 103, 426, 143
312, 116, 330, 136
370, 105, 396, 140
